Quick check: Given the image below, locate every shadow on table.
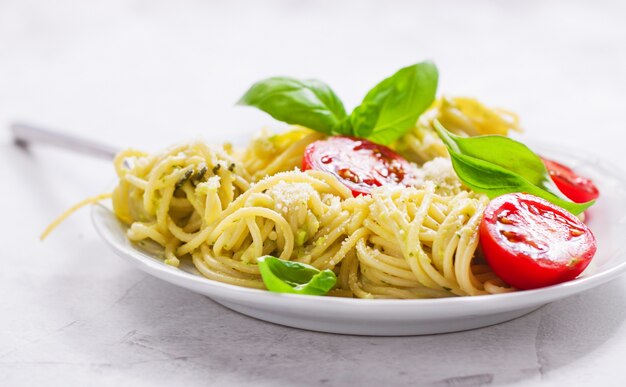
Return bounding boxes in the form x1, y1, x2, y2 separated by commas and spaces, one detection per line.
52, 270, 626, 387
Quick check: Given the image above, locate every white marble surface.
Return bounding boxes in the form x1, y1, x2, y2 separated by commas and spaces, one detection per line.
1, 0, 626, 386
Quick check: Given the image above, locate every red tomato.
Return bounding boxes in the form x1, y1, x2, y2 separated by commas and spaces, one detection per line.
302, 136, 418, 196
542, 157, 599, 203
480, 193, 596, 290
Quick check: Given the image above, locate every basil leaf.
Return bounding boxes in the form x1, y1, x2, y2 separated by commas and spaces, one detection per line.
448, 150, 593, 214
238, 77, 347, 134
257, 256, 337, 296
351, 61, 438, 145
434, 122, 565, 198
433, 120, 594, 215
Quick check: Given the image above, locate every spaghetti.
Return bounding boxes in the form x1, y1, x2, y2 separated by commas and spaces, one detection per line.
394, 96, 522, 164
111, 129, 514, 298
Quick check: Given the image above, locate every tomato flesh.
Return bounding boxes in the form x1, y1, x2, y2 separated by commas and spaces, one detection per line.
303, 136, 418, 196
480, 193, 596, 290
542, 157, 599, 203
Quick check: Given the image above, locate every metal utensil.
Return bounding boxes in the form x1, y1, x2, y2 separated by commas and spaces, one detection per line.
11, 122, 120, 160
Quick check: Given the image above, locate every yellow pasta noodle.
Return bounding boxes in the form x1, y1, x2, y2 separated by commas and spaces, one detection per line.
110, 133, 513, 298
394, 96, 522, 164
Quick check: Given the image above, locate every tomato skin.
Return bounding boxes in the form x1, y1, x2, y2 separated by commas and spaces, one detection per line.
480, 193, 596, 290
303, 136, 418, 196
542, 157, 599, 203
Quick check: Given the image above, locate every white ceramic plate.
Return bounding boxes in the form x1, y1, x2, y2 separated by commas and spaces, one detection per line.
92, 143, 626, 336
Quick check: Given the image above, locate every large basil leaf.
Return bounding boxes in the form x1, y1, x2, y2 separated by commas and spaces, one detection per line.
433, 120, 593, 215
257, 256, 337, 296
351, 61, 438, 145
238, 77, 347, 134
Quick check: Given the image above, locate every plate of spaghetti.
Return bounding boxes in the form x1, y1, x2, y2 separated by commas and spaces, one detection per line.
73, 62, 626, 335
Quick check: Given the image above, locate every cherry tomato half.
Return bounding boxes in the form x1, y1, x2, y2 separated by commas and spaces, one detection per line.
480, 193, 596, 290
302, 136, 418, 196
542, 157, 599, 203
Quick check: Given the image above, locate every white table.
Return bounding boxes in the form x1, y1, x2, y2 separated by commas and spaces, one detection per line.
2, 1, 626, 385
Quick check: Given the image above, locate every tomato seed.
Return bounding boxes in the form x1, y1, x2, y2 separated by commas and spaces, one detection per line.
320, 155, 333, 164
338, 168, 361, 183
497, 215, 513, 224
570, 228, 584, 237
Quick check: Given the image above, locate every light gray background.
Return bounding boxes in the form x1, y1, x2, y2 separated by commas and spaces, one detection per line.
1, 1, 626, 386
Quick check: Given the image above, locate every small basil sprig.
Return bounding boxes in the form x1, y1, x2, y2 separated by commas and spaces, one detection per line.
432, 120, 594, 215
349, 62, 438, 144
257, 256, 337, 296
238, 78, 347, 134
238, 61, 438, 145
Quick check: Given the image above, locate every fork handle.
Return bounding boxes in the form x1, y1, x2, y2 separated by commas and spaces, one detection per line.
11, 122, 120, 160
